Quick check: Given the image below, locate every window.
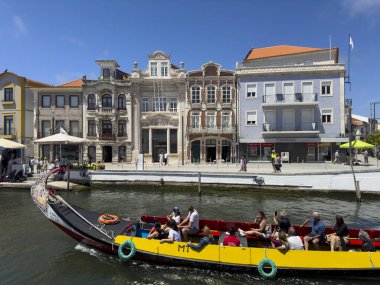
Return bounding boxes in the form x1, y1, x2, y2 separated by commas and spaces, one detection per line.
141, 97, 149, 112
42, 145, 50, 161
153, 97, 167, 112
4, 88, 13, 101
206, 112, 215, 128
70, 95, 79, 108
87, 146, 96, 162
246, 111, 257, 126
87, 94, 96, 110
42, 120, 51, 137
88, 120, 96, 136
264, 83, 275, 95
169, 98, 177, 112
70, 121, 79, 136
191, 86, 200, 103
4, 115, 13, 135
118, 95, 126, 110
151, 62, 157, 76
42, 95, 51, 107
161, 62, 168, 77
170, 129, 177, 153
222, 86, 231, 103
191, 112, 200, 128
118, 120, 126, 136
102, 120, 112, 134
302, 82, 313, 95
321, 109, 333, 124
247, 84, 257, 98
56, 120, 65, 133
103, 68, 110, 78
56, 95, 65, 108
207, 86, 216, 103
102, 94, 112, 107
118, 145, 126, 162
321, 81, 332, 96
222, 112, 230, 128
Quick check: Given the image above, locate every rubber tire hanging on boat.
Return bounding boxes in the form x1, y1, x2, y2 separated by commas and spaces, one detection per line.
118, 240, 136, 261
257, 258, 277, 278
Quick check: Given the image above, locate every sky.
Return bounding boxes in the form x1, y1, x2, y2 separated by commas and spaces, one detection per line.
1, 0, 380, 116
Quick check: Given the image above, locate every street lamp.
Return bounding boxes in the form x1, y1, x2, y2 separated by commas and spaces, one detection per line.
181, 110, 184, 166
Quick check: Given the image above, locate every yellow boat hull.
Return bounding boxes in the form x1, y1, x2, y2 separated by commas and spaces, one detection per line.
115, 235, 380, 271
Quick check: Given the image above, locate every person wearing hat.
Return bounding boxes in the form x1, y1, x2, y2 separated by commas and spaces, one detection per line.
178, 205, 200, 241
167, 207, 181, 224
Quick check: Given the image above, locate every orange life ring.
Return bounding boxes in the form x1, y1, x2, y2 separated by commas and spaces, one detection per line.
98, 214, 120, 225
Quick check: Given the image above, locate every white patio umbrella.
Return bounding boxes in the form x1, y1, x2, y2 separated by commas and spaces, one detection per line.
0, 138, 26, 149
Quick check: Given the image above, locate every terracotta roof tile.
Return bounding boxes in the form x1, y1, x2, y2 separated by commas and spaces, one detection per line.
58, 78, 83, 87
244, 45, 323, 61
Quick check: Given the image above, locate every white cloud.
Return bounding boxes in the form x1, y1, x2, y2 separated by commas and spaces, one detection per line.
342, 0, 380, 18
12, 15, 27, 36
58, 36, 85, 47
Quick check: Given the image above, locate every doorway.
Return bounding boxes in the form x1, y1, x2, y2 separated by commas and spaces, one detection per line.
221, 140, 231, 162
191, 140, 200, 163
152, 129, 167, 162
102, 146, 112, 162
205, 139, 216, 163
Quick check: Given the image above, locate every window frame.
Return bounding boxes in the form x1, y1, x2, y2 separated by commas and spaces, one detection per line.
102, 94, 112, 108
246, 110, 258, 126
191, 86, 201, 104
161, 62, 168, 77
118, 94, 126, 110
118, 120, 126, 136
206, 112, 215, 128
141, 97, 149, 112
69, 95, 79, 108
222, 86, 231, 103
150, 62, 158, 77
56, 95, 65, 108
246, 84, 257, 99
87, 94, 96, 110
206, 86, 216, 103
4, 87, 13, 102
103, 68, 111, 78
42, 95, 51, 108
222, 112, 231, 128
169, 97, 177, 112
88, 120, 96, 136
320, 80, 333, 96
191, 112, 200, 128
69, 121, 79, 136
321, 108, 333, 124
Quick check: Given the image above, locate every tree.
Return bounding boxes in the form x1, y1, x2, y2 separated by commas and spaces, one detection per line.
365, 131, 380, 146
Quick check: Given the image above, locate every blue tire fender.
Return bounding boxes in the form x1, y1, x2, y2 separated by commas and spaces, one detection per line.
118, 240, 136, 261
257, 258, 277, 278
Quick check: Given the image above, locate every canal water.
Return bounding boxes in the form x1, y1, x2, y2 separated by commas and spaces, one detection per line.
1, 185, 379, 285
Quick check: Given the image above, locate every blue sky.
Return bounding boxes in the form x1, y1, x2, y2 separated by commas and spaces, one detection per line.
1, 0, 380, 116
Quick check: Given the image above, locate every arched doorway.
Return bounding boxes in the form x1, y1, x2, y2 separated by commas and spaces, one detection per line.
191, 140, 200, 163
102, 146, 112, 162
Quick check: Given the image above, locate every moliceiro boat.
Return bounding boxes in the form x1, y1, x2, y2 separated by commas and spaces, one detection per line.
31, 168, 380, 278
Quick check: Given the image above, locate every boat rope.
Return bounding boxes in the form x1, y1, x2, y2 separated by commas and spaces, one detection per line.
368, 252, 375, 269
55, 195, 113, 240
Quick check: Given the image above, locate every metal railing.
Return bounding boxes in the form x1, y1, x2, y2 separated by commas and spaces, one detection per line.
263, 93, 317, 103
262, 123, 318, 132
0, 128, 16, 136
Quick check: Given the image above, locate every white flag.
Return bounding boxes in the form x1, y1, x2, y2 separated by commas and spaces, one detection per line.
60, 127, 68, 135
349, 36, 354, 50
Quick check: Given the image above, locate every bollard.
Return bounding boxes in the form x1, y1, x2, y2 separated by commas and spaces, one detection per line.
355, 180, 361, 201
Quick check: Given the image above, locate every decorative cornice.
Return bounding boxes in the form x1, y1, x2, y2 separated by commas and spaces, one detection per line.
236, 64, 345, 75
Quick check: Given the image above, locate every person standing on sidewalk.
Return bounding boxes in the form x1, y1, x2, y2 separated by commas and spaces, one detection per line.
364, 150, 369, 165
239, 155, 247, 172
333, 150, 340, 164
271, 150, 276, 173
159, 152, 164, 167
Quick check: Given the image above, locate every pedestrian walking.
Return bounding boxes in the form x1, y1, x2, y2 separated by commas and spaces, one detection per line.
333, 150, 340, 164
239, 155, 247, 172
164, 152, 168, 165
364, 150, 369, 165
271, 150, 276, 173
274, 153, 282, 173
159, 152, 164, 167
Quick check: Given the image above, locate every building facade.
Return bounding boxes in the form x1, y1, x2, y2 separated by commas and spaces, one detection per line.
1, 71, 50, 159
82, 60, 132, 163
236, 46, 348, 162
186, 62, 238, 163
131, 51, 186, 164
32, 79, 83, 161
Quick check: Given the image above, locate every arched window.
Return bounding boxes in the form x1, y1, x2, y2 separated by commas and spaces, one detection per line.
118, 94, 126, 110
102, 94, 112, 108
87, 94, 96, 110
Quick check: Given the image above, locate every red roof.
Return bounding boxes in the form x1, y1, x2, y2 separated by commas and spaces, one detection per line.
244, 45, 323, 61
58, 79, 83, 87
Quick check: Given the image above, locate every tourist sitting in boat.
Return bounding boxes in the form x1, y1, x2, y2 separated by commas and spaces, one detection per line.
160, 220, 182, 244
147, 222, 167, 240
301, 211, 325, 251
167, 207, 181, 224
239, 211, 270, 238
272, 210, 291, 239
187, 226, 214, 250
359, 229, 376, 252
223, 227, 240, 247
273, 230, 304, 250
178, 205, 200, 241
325, 215, 349, 251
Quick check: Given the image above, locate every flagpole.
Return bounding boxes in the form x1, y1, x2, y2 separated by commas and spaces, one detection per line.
347, 33, 351, 91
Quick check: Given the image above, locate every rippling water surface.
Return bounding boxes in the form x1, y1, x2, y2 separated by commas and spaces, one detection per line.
1, 185, 379, 284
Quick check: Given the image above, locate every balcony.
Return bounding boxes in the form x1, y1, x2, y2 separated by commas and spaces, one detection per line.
187, 126, 236, 134
262, 123, 319, 137
263, 93, 318, 106
0, 128, 17, 138
99, 133, 115, 141
96, 107, 115, 115
1, 99, 15, 106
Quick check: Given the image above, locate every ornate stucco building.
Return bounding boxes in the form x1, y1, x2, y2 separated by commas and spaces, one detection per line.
131, 51, 186, 164
186, 62, 238, 163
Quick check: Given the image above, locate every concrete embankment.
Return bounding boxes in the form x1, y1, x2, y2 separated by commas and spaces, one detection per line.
89, 170, 380, 193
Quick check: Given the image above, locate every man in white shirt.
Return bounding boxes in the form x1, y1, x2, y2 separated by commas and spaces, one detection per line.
178, 205, 199, 241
